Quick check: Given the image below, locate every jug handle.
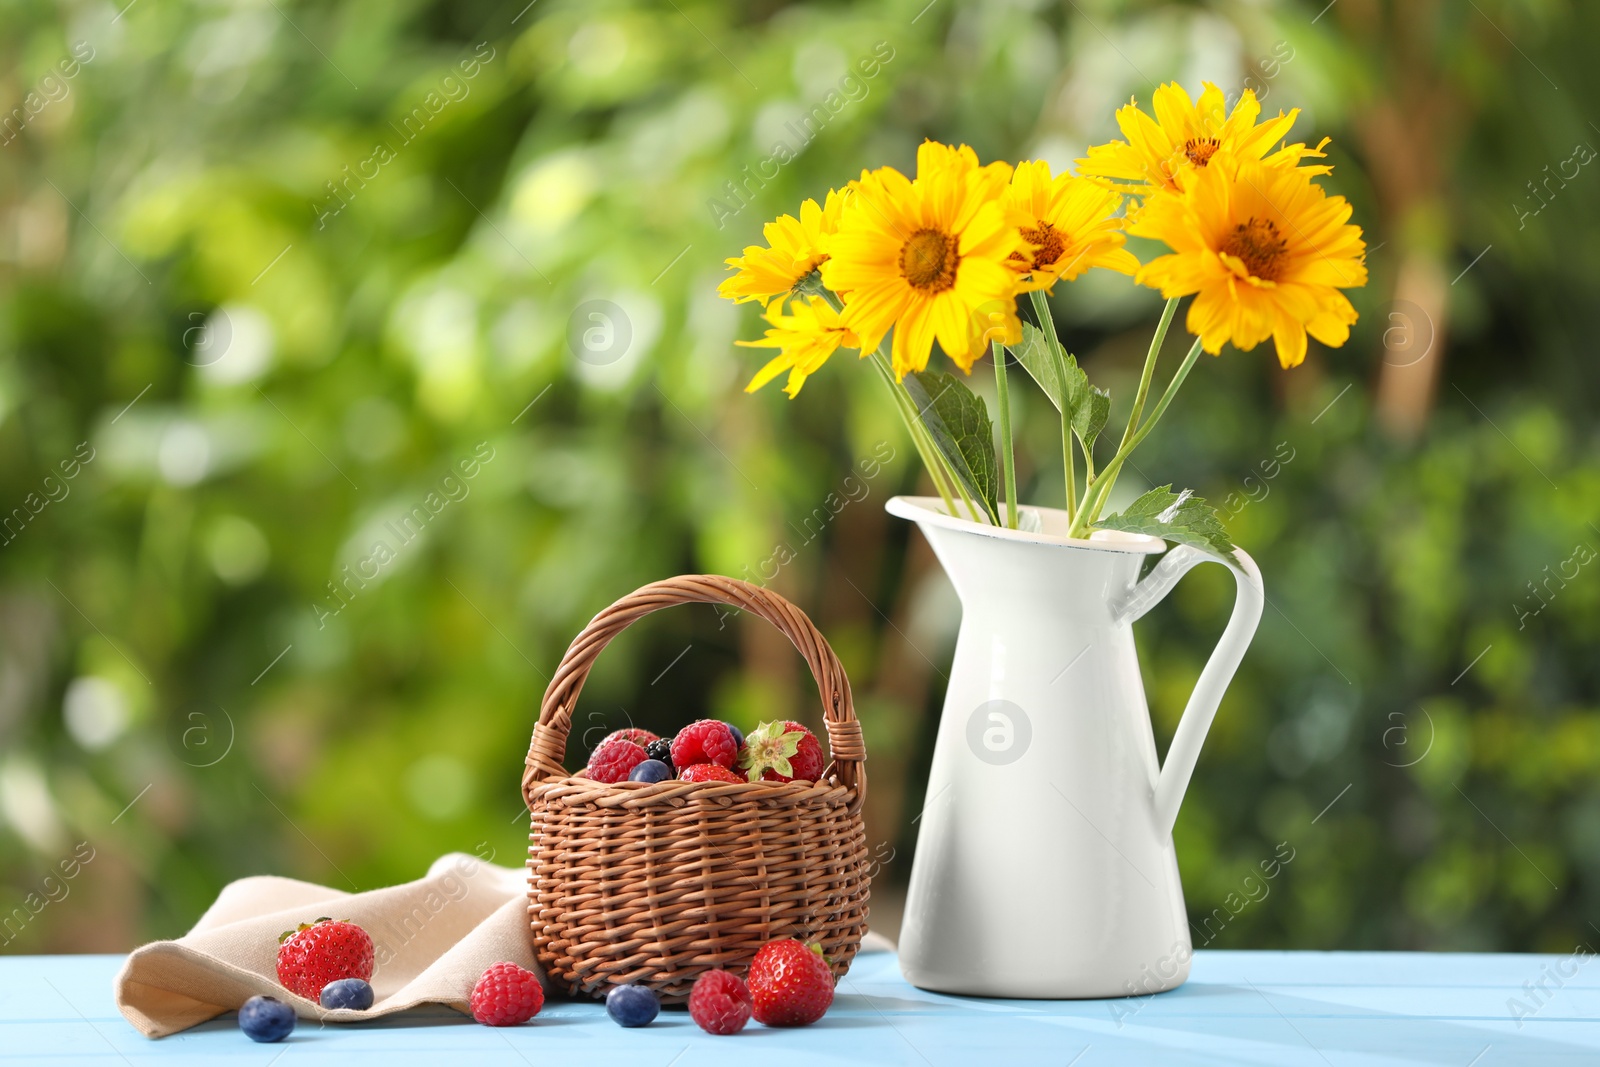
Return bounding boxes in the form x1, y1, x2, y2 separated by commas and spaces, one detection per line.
1112, 543, 1265, 839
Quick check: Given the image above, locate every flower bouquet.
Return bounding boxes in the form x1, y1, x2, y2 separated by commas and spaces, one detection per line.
717, 83, 1367, 997
718, 82, 1367, 554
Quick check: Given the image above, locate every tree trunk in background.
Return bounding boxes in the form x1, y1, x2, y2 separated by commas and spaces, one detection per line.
1345, 0, 1462, 442
1374, 253, 1449, 439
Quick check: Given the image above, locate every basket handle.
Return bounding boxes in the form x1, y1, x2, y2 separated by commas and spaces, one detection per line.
522, 575, 865, 811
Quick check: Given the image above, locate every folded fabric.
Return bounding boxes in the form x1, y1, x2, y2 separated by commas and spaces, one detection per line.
115, 853, 538, 1038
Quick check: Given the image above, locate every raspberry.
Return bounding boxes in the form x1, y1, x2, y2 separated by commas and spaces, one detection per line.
678, 763, 743, 783
670, 720, 740, 770
470, 962, 544, 1026
689, 969, 752, 1035
587, 738, 649, 783
740, 721, 825, 783
599, 728, 659, 748
747, 939, 834, 1026
275, 919, 374, 1001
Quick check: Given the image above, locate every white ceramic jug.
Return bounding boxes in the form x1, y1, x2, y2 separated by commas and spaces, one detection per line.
886, 495, 1264, 998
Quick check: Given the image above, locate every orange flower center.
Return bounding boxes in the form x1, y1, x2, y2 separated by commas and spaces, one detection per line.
1020, 222, 1067, 270
1184, 137, 1220, 167
1221, 217, 1289, 282
899, 228, 959, 293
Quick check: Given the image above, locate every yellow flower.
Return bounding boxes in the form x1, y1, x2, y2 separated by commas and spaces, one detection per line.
823, 141, 1023, 378
1077, 82, 1330, 197
1003, 160, 1139, 291
1129, 157, 1366, 368
718, 189, 848, 305
737, 295, 861, 397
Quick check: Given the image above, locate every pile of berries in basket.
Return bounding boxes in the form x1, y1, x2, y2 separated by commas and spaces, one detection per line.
581, 718, 824, 785
237, 916, 835, 1041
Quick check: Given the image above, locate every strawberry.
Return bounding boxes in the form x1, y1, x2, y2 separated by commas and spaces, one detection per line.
276, 918, 374, 1001
747, 939, 833, 1026
678, 763, 744, 783
739, 721, 824, 783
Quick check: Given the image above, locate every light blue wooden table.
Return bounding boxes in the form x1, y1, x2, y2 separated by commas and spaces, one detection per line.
3, 947, 1595, 1065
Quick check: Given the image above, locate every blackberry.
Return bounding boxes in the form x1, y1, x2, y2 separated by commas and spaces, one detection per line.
645, 738, 673, 767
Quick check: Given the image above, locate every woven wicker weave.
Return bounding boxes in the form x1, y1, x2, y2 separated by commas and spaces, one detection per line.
521, 574, 871, 1001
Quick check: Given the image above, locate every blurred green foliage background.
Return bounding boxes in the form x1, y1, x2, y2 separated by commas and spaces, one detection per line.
1, 0, 1597, 956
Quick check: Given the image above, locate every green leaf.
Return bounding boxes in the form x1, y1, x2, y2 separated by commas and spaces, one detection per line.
1095, 485, 1237, 561
740, 720, 803, 782
1012, 321, 1071, 413
1013, 322, 1108, 449
1073, 385, 1111, 450
904, 370, 999, 523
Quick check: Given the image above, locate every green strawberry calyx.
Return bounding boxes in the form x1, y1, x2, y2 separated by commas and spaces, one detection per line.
739, 721, 805, 782
278, 917, 341, 944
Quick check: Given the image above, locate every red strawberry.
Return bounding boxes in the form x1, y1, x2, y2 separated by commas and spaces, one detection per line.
740, 721, 824, 783
587, 738, 649, 783
689, 969, 753, 1035
679, 763, 744, 783
276, 918, 375, 1001
470, 961, 544, 1026
670, 719, 740, 770
599, 727, 659, 748
747, 939, 833, 1026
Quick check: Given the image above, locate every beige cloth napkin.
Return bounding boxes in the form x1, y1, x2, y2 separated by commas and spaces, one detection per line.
115, 853, 539, 1038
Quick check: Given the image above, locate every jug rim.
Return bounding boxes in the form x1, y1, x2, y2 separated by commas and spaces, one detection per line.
885, 495, 1169, 555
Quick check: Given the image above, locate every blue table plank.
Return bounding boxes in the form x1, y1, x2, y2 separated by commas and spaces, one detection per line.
2, 949, 1597, 1065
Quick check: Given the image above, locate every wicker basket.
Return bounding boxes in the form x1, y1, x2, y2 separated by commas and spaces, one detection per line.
521, 574, 871, 1001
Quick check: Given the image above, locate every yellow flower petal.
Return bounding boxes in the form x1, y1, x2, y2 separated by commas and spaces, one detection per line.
735, 295, 860, 397
718, 187, 850, 304
824, 140, 1024, 378
1130, 157, 1367, 366
1078, 82, 1332, 198
1002, 159, 1139, 292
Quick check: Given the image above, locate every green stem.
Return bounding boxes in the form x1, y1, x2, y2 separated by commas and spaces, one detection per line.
810, 285, 962, 517
1027, 289, 1078, 521
871, 351, 959, 516
1068, 335, 1205, 538
1061, 417, 1076, 519
993, 344, 1019, 529
1078, 296, 1176, 523
1115, 297, 1179, 459
885, 354, 995, 525
805, 283, 990, 524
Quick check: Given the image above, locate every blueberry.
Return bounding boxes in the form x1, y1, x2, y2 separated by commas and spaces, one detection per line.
605, 984, 660, 1027
645, 738, 673, 767
239, 995, 295, 1042
629, 759, 673, 784
727, 724, 745, 750
319, 977, 374, 1011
